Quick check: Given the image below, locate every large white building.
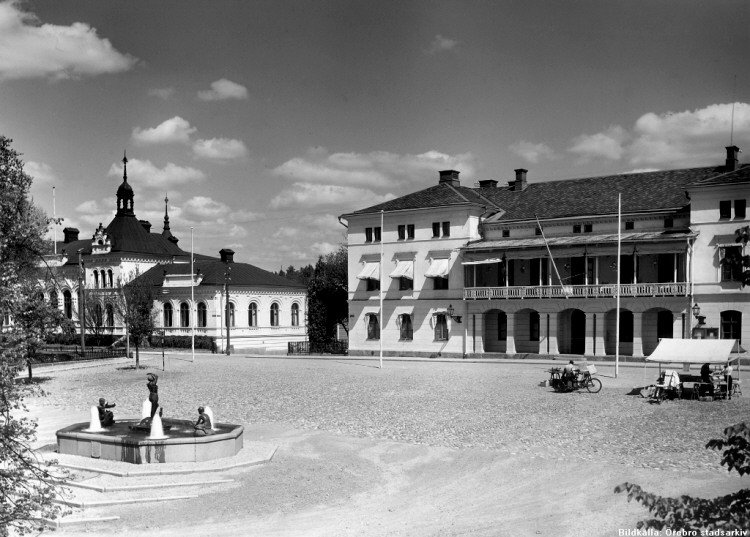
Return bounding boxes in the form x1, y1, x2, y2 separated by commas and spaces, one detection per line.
34, 156, 306, 354
340, 146, 749, 359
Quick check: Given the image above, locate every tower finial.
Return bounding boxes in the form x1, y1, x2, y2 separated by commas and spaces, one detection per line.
122, 151, 128, 181
163, 192, 171, 231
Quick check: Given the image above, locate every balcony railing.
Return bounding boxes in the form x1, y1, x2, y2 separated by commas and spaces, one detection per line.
464, 282, 688, 300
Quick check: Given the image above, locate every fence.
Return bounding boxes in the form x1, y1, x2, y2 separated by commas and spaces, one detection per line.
39, 345, 129, 362
288, 340, 348, 356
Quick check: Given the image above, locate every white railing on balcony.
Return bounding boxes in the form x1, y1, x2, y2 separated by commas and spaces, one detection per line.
464, 282, 688, 300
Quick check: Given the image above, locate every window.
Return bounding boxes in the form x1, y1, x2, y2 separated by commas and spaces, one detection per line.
198, 303, 207, 327
664, 218, 673, 228
366, 278, 380, 291
502, 229, 510, 238
374, 227, 381, 242
433, 276, 449, 290
365, 227, 373, 243
736, 199, 747, 219
270, 302, 279, 326
625, 221, 634, 230
101, 270, 107, 288
432, 222, 440, 238
228, 302, 235, 327
529, 312, 540, 342
399, 314, 413, 340
108, 269, 113, 288
163, 303, 173, 327
407, 224, 415, 239
94, 271, 99, 288
106, 304, 114, 327
63, 290, 72, 319
94, 304, 103, 328
291, 303, 299, 326
535, 227, 542, 236
442, 222, 450, 237
573, 224, 581, 234
721, 246, 743, 282
584, 223, 593, 233
49, 290, 59, 308
367, 314, 380, 340
434, 313, 448, 341
248, 302, 258, 327
180, 302, 190, 327
721, 310, 741, 342
397, 225, 406, 240
720, 200, 732, 219
399, 277, 413, 291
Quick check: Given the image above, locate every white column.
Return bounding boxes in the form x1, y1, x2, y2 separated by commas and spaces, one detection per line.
585, 312, 595, 356
539, 312, 549, 354
632, 312, 644, 357
505, 312, 516, 354
548, 313, 560, 354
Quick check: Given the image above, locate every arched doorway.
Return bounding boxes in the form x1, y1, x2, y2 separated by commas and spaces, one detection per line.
515, 308, 540, 354
483, 309, 507, 352
559, 309, 586, 354
605, 308, 634, 356
643, 308, 673, 355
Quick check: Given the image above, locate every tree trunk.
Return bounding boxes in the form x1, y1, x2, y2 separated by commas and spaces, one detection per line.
27, 361, 33, 382
135, 343, 140, 369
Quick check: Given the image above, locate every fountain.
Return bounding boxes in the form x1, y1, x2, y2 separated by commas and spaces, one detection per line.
148, 413, 168, 440
141, 400, 151, 419
83, 406, 104, 433
204, 406, 216, 431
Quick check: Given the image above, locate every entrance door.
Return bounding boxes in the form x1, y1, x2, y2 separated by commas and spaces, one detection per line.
571, 310, 586, 354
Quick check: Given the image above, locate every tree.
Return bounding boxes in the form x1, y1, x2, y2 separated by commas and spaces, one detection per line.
115, 270, 157, 369
616, 422, 750, 530
721, 225, 750, 287
1, 136, 66, 533
306, 245, 348, 349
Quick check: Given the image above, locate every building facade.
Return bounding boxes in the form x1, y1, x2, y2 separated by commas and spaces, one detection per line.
341, 147, 749, 359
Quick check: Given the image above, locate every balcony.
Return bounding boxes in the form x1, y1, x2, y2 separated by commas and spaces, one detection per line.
464, 282, 688, 300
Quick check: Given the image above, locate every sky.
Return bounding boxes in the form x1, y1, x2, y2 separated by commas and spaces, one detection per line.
1, 0, 749, 271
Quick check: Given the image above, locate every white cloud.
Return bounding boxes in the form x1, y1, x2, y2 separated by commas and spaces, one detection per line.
181, 196, 230, 219
427, 34, 458, 54
569, 125, 629, 161
192, 137, 248, 160
108, 158, 205, 189
147, 87, 175, 99
25, 161, 58, 185
197, 78, 248, 101
509, 140, 556, 164
272, 148, 477, 188
270, 183, 395, 209
0, 1, 136, 80
132, 116, 196, 145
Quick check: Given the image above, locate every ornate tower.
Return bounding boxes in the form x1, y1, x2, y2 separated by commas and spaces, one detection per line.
162, 193, 179, 244
116, 152, 135, 216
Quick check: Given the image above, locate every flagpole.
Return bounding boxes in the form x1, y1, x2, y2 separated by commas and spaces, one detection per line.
615, 193, 621, 378
379, 210, 384, 369
191, 227, 195, 363
53, 186, 57, 255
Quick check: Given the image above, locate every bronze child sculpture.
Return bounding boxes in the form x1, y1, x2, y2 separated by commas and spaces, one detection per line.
97, 398, 116, 427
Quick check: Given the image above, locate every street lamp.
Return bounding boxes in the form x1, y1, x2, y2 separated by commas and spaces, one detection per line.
446, 304, 462, 323
692, 303, 705, 325
77, 249, 86, 355
224, 263, 231, 356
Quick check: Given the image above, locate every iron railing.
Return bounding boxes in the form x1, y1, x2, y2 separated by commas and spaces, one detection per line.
464, 282, 688, 300
288, 340, 348, 355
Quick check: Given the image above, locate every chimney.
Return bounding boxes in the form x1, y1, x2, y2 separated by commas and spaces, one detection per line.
139, 220, 152, 232
512, 169, 528, 191
219, 248, 235, 263
726, 146, 740, 172
63, 227, 79, 243
438, 170, 460, 187
478, 179, 498, 188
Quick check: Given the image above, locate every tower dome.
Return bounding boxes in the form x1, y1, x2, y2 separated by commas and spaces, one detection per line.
116, 152, 135, 216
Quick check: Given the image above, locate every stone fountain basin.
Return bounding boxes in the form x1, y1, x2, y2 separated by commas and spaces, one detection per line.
56, 418, 244, 464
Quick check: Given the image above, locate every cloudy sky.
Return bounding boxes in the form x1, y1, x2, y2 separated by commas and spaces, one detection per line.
1, 0, 748, 270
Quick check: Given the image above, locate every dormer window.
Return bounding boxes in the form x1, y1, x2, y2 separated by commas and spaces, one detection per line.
584, 224, 593, 233
573, 224, 581, 234
664, 218, 674, 229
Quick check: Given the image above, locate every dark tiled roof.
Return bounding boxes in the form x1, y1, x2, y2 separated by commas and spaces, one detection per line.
688, 164, 750, 188
137, 259, 306, 290
343, 166, 725, 222
464, 231, 697, 251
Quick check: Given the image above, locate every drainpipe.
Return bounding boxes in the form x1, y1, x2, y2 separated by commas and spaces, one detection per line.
687, 237, 694, 339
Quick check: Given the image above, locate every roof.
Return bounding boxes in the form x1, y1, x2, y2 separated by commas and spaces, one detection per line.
646, 339, 739, 364
136, 259, 306, 290
343, 166, 723, 221
464, 231, 697, 251
688, 164, 750, 188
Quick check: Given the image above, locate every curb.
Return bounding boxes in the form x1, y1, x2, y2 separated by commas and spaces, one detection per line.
36, 515, 121, 528
54, 494, 198, 508
63, 478, 235, 493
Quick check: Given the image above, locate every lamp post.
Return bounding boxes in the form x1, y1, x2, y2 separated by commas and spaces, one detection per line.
447, 304, 462, 323
77, 249, 86, 355
224, 263, 231, 356
692, 303, 705, 325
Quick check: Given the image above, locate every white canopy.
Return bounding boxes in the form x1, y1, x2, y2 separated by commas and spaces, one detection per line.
389, 260, 413, 280
424, 258, 450, 278
646, 339, 739, 364
356, 262, 380, 281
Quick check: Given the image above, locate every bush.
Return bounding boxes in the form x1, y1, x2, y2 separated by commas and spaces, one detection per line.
147, 335, 216, 352
616, 422, 750, 531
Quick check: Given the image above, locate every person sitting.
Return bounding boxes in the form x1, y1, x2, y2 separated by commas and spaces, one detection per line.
193, 406, 214, 437
562, 360, 577, 387
97, 398, 116, 427
700, 363, 714, 398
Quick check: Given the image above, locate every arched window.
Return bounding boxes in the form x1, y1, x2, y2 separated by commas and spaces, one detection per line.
197, 303, 207, 328
291, 303, 299, 326
399, 313, 412, 340
180, 302, 190, 327
94, 271, 99, 288
248, 302, 257, 327
367, 314, 380, 340
228, 302, 235, 327
94, 304, 103, 328
721, 310, 742, 342
270, 302, 279, 327
163, 303, 173, 327
434, 313, 448, 341
108, 269, 114, 288
101, 270, 107, 288
106, 304, 114, 327
49, 289, 59, 309
63, 290, 72, 319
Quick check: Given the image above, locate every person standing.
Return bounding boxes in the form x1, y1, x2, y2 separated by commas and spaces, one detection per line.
722, 362, 734, 400
700, 363, 714, 398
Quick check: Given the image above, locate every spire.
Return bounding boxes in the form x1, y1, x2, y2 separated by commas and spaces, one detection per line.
122, 151, 128, 181
162, 192, 179, 244
116, 150, 134, 216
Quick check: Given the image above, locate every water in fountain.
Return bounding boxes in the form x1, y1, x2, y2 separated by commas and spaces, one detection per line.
148, 413, 168, 439
85, 406, 104, 432
204, 406, 216, 430
141, 400, 151, 419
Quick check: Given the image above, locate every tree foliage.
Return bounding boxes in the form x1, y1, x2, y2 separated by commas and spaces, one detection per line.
306, 245, 348, 346
115, 270, 157, 369
615, 422, 750, 531
720, 225, 750, 287
1, 136, 66, 533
